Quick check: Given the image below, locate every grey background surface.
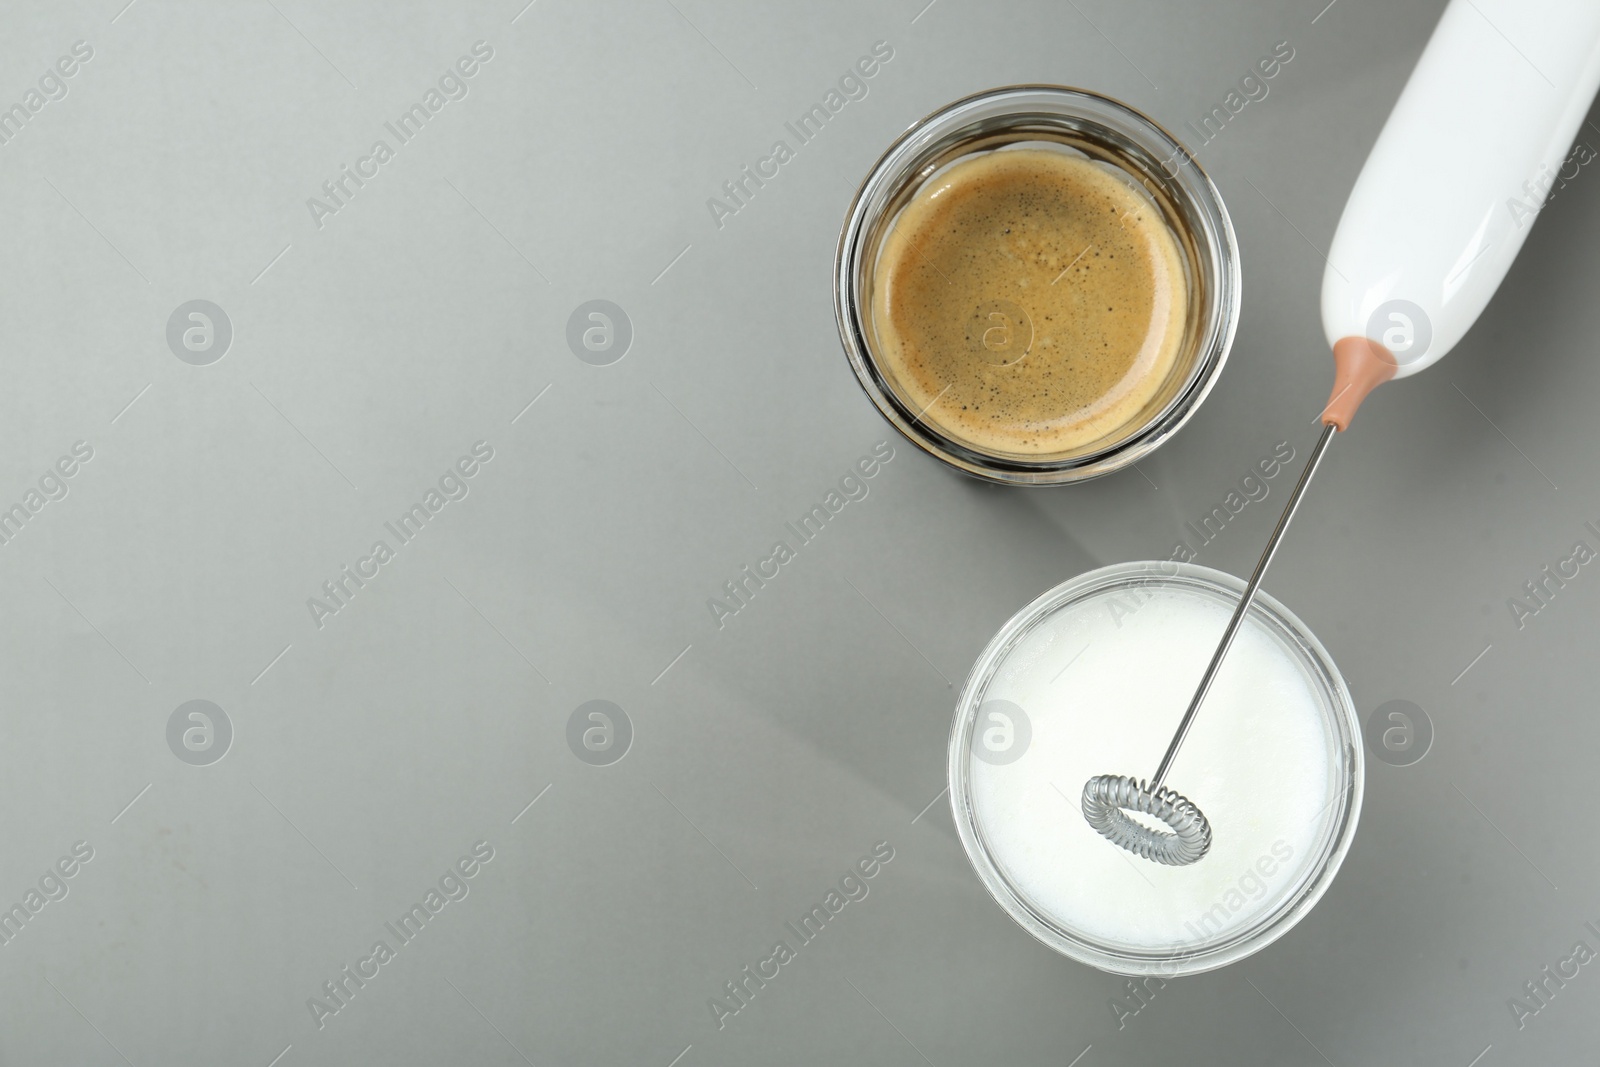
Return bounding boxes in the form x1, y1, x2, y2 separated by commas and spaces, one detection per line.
0, 0, 1593, 1064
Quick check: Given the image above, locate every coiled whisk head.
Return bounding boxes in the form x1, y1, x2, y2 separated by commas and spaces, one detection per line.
1081, 774, 1212, 866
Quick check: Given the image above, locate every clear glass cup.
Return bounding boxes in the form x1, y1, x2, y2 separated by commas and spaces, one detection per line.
947, 561, 1364, 975
835, 86, 1241, 485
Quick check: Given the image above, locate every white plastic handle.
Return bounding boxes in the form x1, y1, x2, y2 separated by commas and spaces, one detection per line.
1321, 0, 1600, 378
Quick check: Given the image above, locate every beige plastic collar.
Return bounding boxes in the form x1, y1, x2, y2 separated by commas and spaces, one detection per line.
1322, 336, 1398, 429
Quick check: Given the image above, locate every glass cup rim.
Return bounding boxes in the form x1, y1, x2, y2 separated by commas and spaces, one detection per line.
835, 84, 1243, 486
946, 560, 1365, 976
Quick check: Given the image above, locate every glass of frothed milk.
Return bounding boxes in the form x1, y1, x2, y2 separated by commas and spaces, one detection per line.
949, 562, 1363, 975
836, 86, 1240, 485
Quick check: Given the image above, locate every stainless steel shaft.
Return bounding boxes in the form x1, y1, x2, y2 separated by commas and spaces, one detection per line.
1150, 422, 1337, 787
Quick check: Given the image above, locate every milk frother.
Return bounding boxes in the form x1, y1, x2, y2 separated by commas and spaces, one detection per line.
1084, 0, 1600, 865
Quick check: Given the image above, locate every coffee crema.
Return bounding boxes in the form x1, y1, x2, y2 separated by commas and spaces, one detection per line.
870, 148, 1189, 455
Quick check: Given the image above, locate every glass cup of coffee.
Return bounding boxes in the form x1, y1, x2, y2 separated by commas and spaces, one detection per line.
835, 85, 1241, 485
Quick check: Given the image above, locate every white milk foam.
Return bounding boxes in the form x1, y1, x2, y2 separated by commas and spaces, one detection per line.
969, 581, 1336, 949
